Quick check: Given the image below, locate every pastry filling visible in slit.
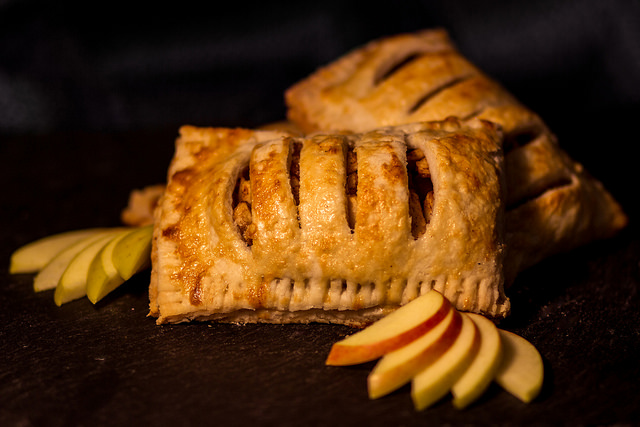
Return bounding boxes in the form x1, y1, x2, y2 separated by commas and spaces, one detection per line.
232, 166, 255, 246
289, 140, 302, 209
407, 148, 433, 239
346, 146, 357, 232
233, 141, 434, 243
343, 143, 433, 237
233, 140, 303, 245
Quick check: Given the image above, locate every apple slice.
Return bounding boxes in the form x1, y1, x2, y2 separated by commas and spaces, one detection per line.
450, 312, 503, 409
32, 230, 125, 292
85, 229, 134, 304
53, 231, 123, 306
367, 306, 461, 399
112, 224, 153, 281
494, 329, 544, 403
411, 312, 479, 411
326, 290, 451, 366
10, 228, 106, 274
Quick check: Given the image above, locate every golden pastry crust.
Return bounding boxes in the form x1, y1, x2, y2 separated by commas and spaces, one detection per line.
285, 29, 627, 282
150, 118, 509, 325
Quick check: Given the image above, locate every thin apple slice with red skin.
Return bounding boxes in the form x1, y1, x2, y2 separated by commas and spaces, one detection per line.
411, 312, 480, 411
326, 290, 451, 366
495, 329, 544, 403
451, 312, 503, 409
367, 306, 461, 399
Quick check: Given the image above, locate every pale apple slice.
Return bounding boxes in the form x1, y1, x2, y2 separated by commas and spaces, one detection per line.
326, 290, 451, 366
86, 229, 133, 304
494, 329, 544, 403
32, 230, 125, 292
112, 224, 153, 281
10, 228, 106, 274
367, 307, 461, 400
450, 312, 503, 409
54, 231, 124, 306
411, 312, 479, 411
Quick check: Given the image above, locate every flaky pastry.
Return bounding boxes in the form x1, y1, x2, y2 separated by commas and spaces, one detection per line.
150, 118, 510, 325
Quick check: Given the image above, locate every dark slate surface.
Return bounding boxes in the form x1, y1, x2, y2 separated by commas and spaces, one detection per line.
1, 121, 639, 427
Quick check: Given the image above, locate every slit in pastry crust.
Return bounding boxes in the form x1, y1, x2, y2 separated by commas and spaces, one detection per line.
150, 118, 509, 326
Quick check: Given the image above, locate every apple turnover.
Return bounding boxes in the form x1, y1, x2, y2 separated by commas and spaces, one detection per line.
285, 29, 627, 282
150, 118, 510, 325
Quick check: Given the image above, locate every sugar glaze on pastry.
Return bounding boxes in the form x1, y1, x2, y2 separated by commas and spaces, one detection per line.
150, 118, 510, 326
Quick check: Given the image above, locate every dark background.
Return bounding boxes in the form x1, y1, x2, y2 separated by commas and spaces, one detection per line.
1, 0, 639, 134
1, 1, 640, 425
2, 0, 638, 215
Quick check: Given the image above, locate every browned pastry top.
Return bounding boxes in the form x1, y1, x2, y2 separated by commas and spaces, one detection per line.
150, 118, 510, 325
